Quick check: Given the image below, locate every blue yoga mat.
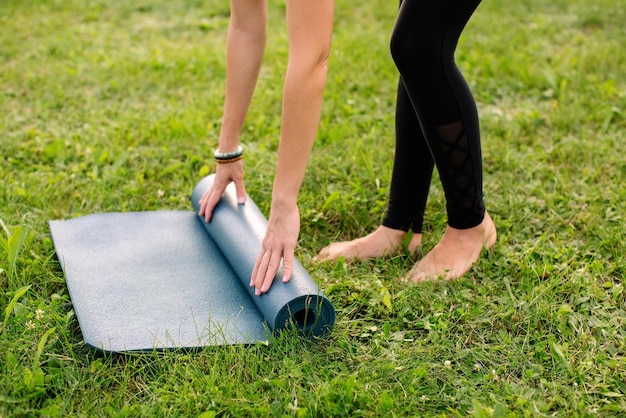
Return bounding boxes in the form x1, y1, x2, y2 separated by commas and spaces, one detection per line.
49, 175, 335, 353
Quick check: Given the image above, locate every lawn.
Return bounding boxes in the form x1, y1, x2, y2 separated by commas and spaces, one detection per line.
1, 0, 625, 416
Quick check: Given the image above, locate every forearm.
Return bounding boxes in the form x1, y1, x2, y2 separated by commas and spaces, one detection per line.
271, 0, 334, 208
272, 61, 328, 207
218, 0, 267, 152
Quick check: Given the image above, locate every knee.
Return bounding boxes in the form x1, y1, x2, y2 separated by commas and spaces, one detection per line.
389, 28, 406, 69
390, 28, 429, 76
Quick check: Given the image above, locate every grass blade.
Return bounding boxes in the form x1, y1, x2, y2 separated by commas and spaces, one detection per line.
3, 285, 31, 329
7, 226, 30, 278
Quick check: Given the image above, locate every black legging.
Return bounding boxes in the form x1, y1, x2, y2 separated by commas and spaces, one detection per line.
382, 0, 485, 232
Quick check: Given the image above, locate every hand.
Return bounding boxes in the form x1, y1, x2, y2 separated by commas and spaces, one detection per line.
250, 203, 300, 296
198, 160, 247, 222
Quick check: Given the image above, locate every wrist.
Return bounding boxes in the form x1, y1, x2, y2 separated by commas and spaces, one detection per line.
270, 192, 298, 212
216, 134, 240, 154
214, 145, 243, 163
271, 174, 303, 210
216, 144, 240, 154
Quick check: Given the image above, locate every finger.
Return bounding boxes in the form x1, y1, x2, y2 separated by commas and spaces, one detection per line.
252, 251, 271, 295
282, 247, 294, 283
234, 178, 247, 205
204, 186, 227, 222
251, 251, 265, 288
198, 189, 211, 216
258, 250, 282, 294
199, 189, 214, 222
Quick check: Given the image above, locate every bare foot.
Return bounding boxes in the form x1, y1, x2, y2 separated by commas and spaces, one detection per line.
315, 225, 422, 262
406, 212, 496, 282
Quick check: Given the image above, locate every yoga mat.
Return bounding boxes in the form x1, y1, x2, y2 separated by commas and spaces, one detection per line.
49, 175, 335, 353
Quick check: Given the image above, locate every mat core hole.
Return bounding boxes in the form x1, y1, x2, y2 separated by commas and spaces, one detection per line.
293, 309, 316, 329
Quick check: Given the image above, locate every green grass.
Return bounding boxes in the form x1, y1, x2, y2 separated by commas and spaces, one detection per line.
1, 0, 625, 416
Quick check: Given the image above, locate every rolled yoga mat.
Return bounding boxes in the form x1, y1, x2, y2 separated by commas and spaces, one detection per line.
49, 174, 335, 353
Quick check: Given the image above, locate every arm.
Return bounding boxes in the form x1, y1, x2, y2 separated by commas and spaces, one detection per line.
199, 0, 268, 221
251, 0, 334, 295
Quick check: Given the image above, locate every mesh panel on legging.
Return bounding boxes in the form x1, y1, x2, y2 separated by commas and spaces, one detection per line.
388, 0, 485, 229
382, 78, 433, 233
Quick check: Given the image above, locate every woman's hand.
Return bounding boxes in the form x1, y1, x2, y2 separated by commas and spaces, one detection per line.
198, 160, 247, 222
250, 202, 300, 295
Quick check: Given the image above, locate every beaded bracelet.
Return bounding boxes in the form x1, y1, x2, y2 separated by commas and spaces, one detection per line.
214, 145, 243, 161
215, 154, 243, 164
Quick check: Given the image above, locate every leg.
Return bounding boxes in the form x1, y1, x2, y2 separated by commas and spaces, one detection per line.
390, 0, 496, 281
383, 78, 434, 235
316, 79, 429, 262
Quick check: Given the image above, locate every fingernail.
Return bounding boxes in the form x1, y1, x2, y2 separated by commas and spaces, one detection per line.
250, 280, 253, 287
255, 289, 261, 296
282, 276, 288, 282
238, 197, 245, 204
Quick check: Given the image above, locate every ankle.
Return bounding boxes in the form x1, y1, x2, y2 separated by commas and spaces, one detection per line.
375, 225, 407, 246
